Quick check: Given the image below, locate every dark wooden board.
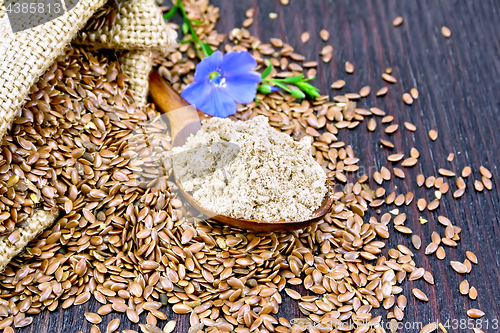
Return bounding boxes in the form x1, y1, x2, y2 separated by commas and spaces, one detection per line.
19, 0, 500, 332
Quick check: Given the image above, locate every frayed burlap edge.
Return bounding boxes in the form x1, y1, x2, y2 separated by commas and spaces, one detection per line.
0, 210, 57, 273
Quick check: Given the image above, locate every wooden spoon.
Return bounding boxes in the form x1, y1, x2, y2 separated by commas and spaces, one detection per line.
149, 69, 334, 231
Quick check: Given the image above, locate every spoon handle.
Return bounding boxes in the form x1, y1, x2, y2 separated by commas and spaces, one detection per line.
149, 69, 191, 112
149, 70, 210, 139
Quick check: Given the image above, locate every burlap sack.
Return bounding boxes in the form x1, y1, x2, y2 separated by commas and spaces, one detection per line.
0, 0, 176, 140
0, 0, 176, 272
0, 0, 108, 272
0, 0, 108, 143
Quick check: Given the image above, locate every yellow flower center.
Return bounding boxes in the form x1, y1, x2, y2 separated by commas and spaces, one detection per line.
209, 71, 221, 82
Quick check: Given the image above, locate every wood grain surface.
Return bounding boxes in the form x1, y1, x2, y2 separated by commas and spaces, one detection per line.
19, 0, 500, 332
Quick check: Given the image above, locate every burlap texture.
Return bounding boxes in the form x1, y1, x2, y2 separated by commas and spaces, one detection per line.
0, 0, 108, 143
119, 49, 154, 107
0, 210, 57, 272
76, 0, 176, 55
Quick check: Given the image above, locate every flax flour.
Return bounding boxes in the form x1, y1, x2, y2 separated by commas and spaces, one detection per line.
172, 116, 327, 222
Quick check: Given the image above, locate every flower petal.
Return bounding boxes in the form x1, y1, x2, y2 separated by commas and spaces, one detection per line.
199, 88, 237, 117
193, 50, 223, 82
180, 79, 213, 109
220, 51, 258, 76
223, 71, 262, 104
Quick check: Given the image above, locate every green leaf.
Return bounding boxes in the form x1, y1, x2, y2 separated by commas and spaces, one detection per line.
163, 6, 178, 20
290, 89, 306, 99
182, 22, 189, 34
191, 19, 202, 25
300, 89, 320, 98
261, 63, 273, 79
199, 42, 214, 57
274, 82, 292, 93
296, 82, 320, 98
306, 90, 321, 98
283, 75, 304, 83
296, 81, 318, 91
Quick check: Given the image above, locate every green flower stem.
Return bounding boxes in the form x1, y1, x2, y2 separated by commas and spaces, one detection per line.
176, 0, 208, 59
163, 1, 210, 59
262, 78, 295, 83
163, 5, 178, 19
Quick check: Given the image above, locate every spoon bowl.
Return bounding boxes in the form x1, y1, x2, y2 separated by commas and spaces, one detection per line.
149, 69, 334, 231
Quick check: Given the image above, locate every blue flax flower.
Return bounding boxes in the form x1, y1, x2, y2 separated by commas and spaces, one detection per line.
181, 50, 261, 117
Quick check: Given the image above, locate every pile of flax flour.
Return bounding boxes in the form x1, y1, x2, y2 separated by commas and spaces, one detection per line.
172, 116, 327, 222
